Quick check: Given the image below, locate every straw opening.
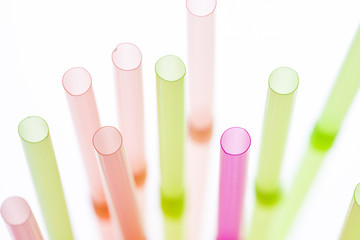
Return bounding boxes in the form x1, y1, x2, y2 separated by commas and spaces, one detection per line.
62, 67, 92, 96
186, 0, 217, 17
354, 183, 360, 206
93, 126, 123, 156
1, 197, 31, 226
269, 67, 299, 95
112, 43, 142, 71
155, 55, 186, 82
18, 116, 49, 143
220, 127, 251, 156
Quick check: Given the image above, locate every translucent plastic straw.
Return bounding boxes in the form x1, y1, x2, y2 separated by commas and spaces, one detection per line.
339, 183, 360, 240
18, 116, 73, 240
217, 127, 251, 240
93, 126, 144, 240
270, 25, 360, 240
155, 55, 186, 218
1, 197, 44, 240
62, 67, 109, 219
249, 67, 299, 240
311, 25, 360, 151
112, 43, 147, 187
187, 0, 216, 142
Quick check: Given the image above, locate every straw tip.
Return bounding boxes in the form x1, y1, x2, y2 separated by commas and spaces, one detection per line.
220, 127, 251, 156
62, 67, 92, 96
18, 116, 49, 143
1, 197, 31, 226
155, 55, 186, 82
268, 67, 299, 95
93, 126, 123, 156
112, 43, 142, 71
354, 184, 360, 206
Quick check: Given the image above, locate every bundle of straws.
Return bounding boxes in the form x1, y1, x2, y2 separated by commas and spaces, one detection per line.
2, 1, 360, 240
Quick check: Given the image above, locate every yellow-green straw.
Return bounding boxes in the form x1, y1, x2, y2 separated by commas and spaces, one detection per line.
18, 116, 73, 240
271, 24, 360, 240
249, 67, 299, 240
340, 183, 360, 240
156, 55, 186, 218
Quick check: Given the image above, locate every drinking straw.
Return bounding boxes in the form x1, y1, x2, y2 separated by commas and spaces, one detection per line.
155, 55, 186, 218
1, 196, 44, 240
62, 67, 109, 219
18, 116, 73, 240
186, 137, 211, 240
187, 0, 216, 142
112, 43, 147, 187
164, 214, 184, 240
217, 127, 251, 240
93, 126, 144, 240
270, 24, 360, 240
339, 183, 360, 240
249, 67, 299, 240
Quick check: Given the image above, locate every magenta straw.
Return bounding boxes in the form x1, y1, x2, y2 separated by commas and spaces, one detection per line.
217, 127, 251, 240
112, 43, 146, 187
62, 68, 109, 218
1, 197, 44, 240
187, 0, 216, 141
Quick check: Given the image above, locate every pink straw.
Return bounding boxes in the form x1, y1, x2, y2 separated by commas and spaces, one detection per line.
217, 127, 251, 240
112, 43, 146, 187
93, 126, 144, 240
62, 67, 107, 211
1, 197, 44, 240
187, 0, 216, 142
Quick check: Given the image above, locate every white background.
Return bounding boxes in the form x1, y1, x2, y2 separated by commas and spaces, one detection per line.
1, 0, 360, 239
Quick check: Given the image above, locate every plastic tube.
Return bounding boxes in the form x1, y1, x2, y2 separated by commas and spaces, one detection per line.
1, 197, 44, 240
112, 43, 147, 187
186, 137, 211, 240
62, 67, 109, 219
217, 127, 251, 240
93, 126, 144, 240
164, 214, 184, 240
311, 25, 360, 151
187, 0, 216, 142
339, 183, 360, 240
18, 116, 73, 240
249, 67, 299, 240
155, 55, 186, 218
270, 24, 360, 240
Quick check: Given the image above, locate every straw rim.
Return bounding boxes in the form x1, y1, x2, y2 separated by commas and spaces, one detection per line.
18, 116, 50, 144
186, 0, 217, 18
62, 67, 93, 97
268, 67, 299, 95
1, 196, 32, 226
93, 126, 123, 156
354, 183, 360, 206
112, 42, 142, 71
155, 55, 186, 83
220, 127, 251, 156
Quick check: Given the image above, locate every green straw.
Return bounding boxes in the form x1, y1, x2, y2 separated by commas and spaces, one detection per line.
270, 25, 360, 240
340, 183, 360, 240
164, 214, 184, 240
156, 55, 186, 218
249, 67, 299, 240
18, 116, 73, 240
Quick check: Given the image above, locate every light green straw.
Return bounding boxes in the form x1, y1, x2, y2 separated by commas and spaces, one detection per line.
249, 67, 299, 240
156, 55, 186, 218
18, 116, 73, 240
340, 183, 360, 240
270, 25, 360, 240
164, 214, 184, 240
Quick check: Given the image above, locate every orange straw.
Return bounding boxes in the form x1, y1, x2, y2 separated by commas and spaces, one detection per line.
93, 126, 144, 240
